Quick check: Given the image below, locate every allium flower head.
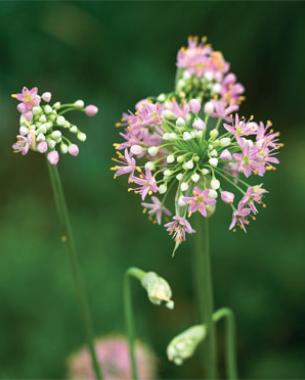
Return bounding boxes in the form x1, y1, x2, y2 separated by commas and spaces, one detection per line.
68, 335, 157, 380
176, 36, 244, 107
12, 87, 98, 165
113, 36, 282, 252
167, 325, 206, 365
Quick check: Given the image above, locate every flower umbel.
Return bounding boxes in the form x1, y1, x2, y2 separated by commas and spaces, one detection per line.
12, 87, 98, 165
113, 36, 282, 252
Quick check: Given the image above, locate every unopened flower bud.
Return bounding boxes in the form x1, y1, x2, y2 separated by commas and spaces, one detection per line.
210, 178, 220, 190
204, 71, 214, 81
19, 126, 28, 135
130, 144, 143, 156
47, 150, 59, 165
159, 184, 167, 194
85, 104, 98, 117
209, 129, 219, 139
162, 110, 176, 120
204, 101, 214, 115
77, 132, 87, 142
32, 106, 42, 115
208, 189, 218, 199
53, 102, 61, 110
209, 149, 218, 157
41, 92, 52, 102
183, 132, 192, 141
48, 139, 56, 149
180, 182, 189, 191
220, 137, 231, 147
56, 116, 66, 126
201, 168, 209, 175
191, 173, 200, 183
167, 325, 206, 365
36, 133, 45, 142
157, 93, 166, 102
176, 117, 185, 127
167, 154, 175, 164
141, 272, 174, 309
148, 146, 159, 156
212, 83, 222, 94
74, 100, 84, 108
37, 141, 48, 153
44, 105, 52, 114
70, 125, 78, 134
177, 155, 184, 163
176, 173, 183, 181
68, 144, 79, 157
193, 118, 205, 130
164, 169, 172, 177
220, 149, 232, 161
209, 158, 218, 167
178, 196, 186, 207
60, 143, 69, 154
221, 191, 235, 204
145, 161, 155, 170
189, 99, 201, 114
52, 130, 62, 140
183, 160, 194, 170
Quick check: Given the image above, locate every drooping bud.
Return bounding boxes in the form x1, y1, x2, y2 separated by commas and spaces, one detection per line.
141, 272, 174, 309
167, 325, 206, 365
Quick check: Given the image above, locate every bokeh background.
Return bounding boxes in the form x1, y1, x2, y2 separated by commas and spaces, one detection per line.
0, 1, 305, 379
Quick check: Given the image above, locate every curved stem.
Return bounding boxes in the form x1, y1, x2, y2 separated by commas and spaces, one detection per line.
193, 215, 217, 378
123, 267, 146, 380
213, 308, 238, 380
47, 163, 103, 380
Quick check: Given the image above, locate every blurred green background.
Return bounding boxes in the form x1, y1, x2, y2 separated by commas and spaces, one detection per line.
0, 1, 305, 379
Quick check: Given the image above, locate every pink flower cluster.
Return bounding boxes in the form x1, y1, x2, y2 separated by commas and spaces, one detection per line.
67, 335, 157, 380
113, 36, 282, 252
12, 87, 98, 165
176, 36, 244, 108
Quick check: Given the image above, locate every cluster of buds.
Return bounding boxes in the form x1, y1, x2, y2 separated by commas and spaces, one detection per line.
12, 87, 98, 165
167, 325, 206, 365
176, 36, 244, 107
113, 37, 282, 253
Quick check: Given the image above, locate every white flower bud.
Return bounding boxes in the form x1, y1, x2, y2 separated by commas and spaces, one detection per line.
209, 149, 218, 157
141, 272, 174, 309
53, 102, 61, 110
148, 146, 159, 156
180, 182, 189, 191
209, 158, 218, 167
60, 143, 69, 154
183, 160, 194, 170
164, 169, 172, 177
183, 132, 192, 141
178, 196, 186, 207
47, 139, 56, 149
220, 137, 231, 147
77, 132, 87, 142
183, 70, 191, 80
209, 129, 219, 139
74, 100, 84, 108
201, 168, 209, 175
210, 178, 220, 190
52, 130, 62, 140
159, 184, 167, 194
212, 83, 222, 94
70, 126, 77, 134
176, 173, 183, 181
162, 133, 171, 140
176, 79, 185, 90
204, 101, 214, 115
191, 173, 200, 183
19, 126, 28, 135
168, 132, 177, 140
204, 71, 214, 81
56, 116, 66, 126
63, 120, 71, 128
145, 161, 155, 170
44, 105, 53, 114
162, 110, 176, 120
176, 117, 185, 127
167, 154, 175, 164
167, 325, 206, 365
39, 115, 47, 123
32, 106, 42, 115
177, 155, 184, 163
157, 93, 166, 102
36, 133, 45, 142
208, 189, 218, 199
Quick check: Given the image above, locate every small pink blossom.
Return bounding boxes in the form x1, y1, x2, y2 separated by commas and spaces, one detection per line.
41, 92, 52, 102
229, 203, 252, 232
240, 185, 267, 214
189, 99, 201, 113
113, 149, 136, 179
221, 191, 235, 204
13, 86, 40, 112
220, 149, 232, 161
85, 105, 98, 117
131, 168, 158, 200
165, 216, 195, 244
211, 100, 238, 122
183, 187, 216, 217
47, 151, 59, 166
37, 141, 48, 153
12, 134, 32, 155
224, 115, 258, 137
221, 73, 245, 106
142, 196, 171, 225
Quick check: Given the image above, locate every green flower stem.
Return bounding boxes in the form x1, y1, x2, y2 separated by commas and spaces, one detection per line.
124, 267, 146, 380
193, 215, 217, 378
47, 163, 103, 380
213, 308, 238, 380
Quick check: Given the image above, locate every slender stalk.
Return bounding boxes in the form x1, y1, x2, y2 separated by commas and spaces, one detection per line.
47, 163, 103, 380
213, 308, 238, 380
123, 267, 146, 380
193, 215, 217, 378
